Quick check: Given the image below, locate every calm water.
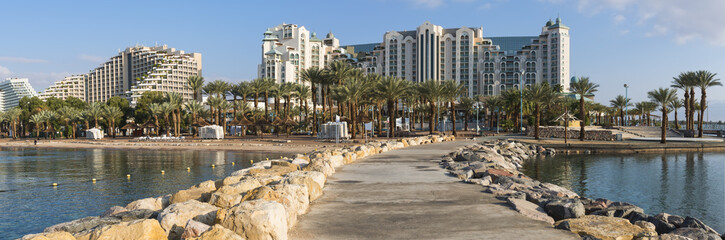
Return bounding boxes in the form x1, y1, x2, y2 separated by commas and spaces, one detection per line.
0, 147, 285, 239
522, 152, 725, 233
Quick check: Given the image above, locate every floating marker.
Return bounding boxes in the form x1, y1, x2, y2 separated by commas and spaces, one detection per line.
186, 167, 191, 171
266, 158, 269, 161
211, 164, 215, 168
126, 174, 131, 178
231, 162, 235, 166
161, 170, 165, 174
92, 178, 96, 183
51, 183, 58, 187
250, 160, 254, 164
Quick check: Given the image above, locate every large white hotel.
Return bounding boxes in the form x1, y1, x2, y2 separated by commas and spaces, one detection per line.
259, 19, 570, 97
41, 45, 202, 105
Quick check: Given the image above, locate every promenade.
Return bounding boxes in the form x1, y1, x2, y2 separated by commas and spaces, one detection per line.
289, 140, 579, 239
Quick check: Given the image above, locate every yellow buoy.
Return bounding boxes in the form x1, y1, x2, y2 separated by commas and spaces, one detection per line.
161, 170, 165, 174
211, 164, 215, 168
51, 183, 58, 187
92, 178, 96, 183
231, 162, 235, 166
250, 160, 254, 164
187, 167, 191, 171
266, 158, 269, 161
126, 174, 131, 178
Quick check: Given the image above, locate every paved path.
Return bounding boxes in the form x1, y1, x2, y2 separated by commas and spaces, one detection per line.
289, 140, 579, 240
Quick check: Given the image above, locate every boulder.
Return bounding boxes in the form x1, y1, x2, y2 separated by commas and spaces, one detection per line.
282, 172, 324, 201
271, 184, 310, 228
248, 161, 300, 176
507, 198, 554, 225
44, 216, 121, 236
215, 178, 263, 196
670, 228, 721, 240
180, 220, 212, 239
680, 216, 719, 235
188, 224, 244, 240
592, 205, 644, 219
647, 216, 677, 234
21, 232, 76, 240
157, 200, 219, 240
303, 159, 335, 177
110, 209, 157, 222
540, 183, 579, 198
284, 171, 326, 189
221, 175, 245, 186
483, 169, 514, 182
81, 219, 167, 240
291, 158, 309, 169
100, 206, 128, 218
634, 220, 657, 235
170, 181, 217, 204
208, 193, 243, 209
544, 198, 585, 221
626, 211, 650, 224
554, 215, 651, 240
216, 200, 287, 240
240, 186, 280, 202
125, 195, 169, 211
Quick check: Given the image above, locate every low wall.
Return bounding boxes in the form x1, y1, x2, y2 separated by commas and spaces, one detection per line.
527, 126, 615, 141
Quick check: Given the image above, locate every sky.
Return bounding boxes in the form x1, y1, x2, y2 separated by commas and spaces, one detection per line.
1, 0, 724, 121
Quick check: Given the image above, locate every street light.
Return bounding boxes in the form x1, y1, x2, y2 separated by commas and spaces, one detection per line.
520, 69, 525, 132
624, 84, 629, 126
476, 101, 480, 136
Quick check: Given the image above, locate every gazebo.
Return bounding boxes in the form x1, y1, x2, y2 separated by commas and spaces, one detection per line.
140, 120, 159, 136
120, 122, 140, 137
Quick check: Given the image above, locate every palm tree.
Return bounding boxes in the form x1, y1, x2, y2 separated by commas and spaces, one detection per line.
6, 108, 22, 139
671, 72, 694, 130
250, 78, 264, 112
218, 100, 231, 135
416, 80, 444, 134
376, 76, 410, 138
187, 75, 205, 101
149, 103, 163, 136
103, 106, 123, 138
484, 96, 503, 131
610, 95, 631, 126
647, 88, 677, 143
642, 101, 658, 126
527, 83, 559, 140
693, 70, 721, 137
327, 61, 354, 116
458, 97, 474, 131
56, 106, 79, 138
166, 92, 183, 136
160, 102, 174, 136
258, 78, 276, 119
86, 102, 104, 129
570, 77, 599, 141
278, 83, 296, 117
185, 101, 204, 137
300, 67, 328, 135
442, 80, 465, 135
668, 98, 683, 130
29, 113, 44, 139
296, 84, 311, 124
206, 96, 223, 125
232, 82, 252, 121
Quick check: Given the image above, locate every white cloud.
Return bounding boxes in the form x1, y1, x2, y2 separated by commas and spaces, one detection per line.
478, 2, 492, 10
410, 0, 444, 8
613, 14, 625, 24
0, 56, 48, 63
562, 0, 725, 45
619, 29, 630, 35
79, 54, 104, 63
0, 65, 11, 78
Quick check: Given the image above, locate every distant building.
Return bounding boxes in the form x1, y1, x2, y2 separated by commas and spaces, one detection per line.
39, 75, 86, 101
0, 78, 38, 111
343, 18, 572, 97
84, 45, 202, 105
258, 23, 343, 84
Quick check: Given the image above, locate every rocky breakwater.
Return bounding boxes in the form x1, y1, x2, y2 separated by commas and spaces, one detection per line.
442, 140, 723, 240
21, 135, 455, 240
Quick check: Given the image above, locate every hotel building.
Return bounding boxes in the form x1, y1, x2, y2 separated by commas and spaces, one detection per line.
344, 18, 571, 97
258, 23, 343, 84
84, 45, 202, 105
39, 75, 86, 101
0, 78, 38, 111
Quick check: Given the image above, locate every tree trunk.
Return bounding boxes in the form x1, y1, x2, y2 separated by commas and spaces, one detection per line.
376, 103, 383, 137
699, 90, 705, 138
451, 101, 457, 136
264, 92, 269, 119
429, 102, 436, 134
351, 102, 357, 139
683, 90, 689, 130
388, 99, 395, 138
312, 84, 318, 135
689, 87, 695, 130
674, 108, 679, 130
535, 104, 540, 140
661, 108, 668, 143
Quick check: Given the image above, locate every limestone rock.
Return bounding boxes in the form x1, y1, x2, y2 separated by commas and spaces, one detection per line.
215, 178, 263, 196
545, 198, 585, 221
507, 198, 554, 225
248, 161, 299, 176
670, 228, 721, 240
638, 234, 695, 240
208, 192, 243, 209
81, 219, 167, 240
648, 216, 677, 234
157, 200, 219, 240
188, 224, 244, 240
222, 175, 245, 186
44, 216, 121, 236
216, 200, 287, 240
634, 220, 657, 234
180, 220, 212, 239
592, 205, 644, 219
110, 209, 157, 222
655, 213, 685, 228
125, 195, 169, 211
303, 159, 335, 177
680, 216, 719, 235
21, 231, 76, 240
240, 186, 280, 202
284, 171, 326, 189
170, 180, 217, 204
271, 184, 310, 228
540, 183, 579, 199
282, 172, 324, 201
554, 215, 650, 240
100, 206, 128, 218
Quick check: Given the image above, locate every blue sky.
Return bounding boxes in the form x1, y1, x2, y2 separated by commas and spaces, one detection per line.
1, 0, 724, 121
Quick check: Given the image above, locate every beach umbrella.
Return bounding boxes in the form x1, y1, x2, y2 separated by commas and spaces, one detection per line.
120, 122, 139, 130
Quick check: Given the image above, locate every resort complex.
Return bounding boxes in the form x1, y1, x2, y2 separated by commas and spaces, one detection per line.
0, 77, 38, 111
260, 19, 570, 97
39, 75, 86, 101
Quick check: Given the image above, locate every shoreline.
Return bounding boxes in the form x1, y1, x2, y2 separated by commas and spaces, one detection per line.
513, 137, 725, 154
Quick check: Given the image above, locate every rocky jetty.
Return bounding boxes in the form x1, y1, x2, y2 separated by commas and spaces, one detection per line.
443, 140, 723, 240
22, 135, 455, 240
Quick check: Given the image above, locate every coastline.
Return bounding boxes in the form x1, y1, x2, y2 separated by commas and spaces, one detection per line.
514, 137, 725, 154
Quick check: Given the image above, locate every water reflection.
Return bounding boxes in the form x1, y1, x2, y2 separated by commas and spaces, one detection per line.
0, 147, 283, 239
522, 152, 725, 233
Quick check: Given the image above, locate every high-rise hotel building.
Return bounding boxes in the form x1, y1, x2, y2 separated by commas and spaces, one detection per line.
345, 18, 571, 97
85, 45, 202, 105
258, 23, 342, 84
0, 78, 38, 111
39, 75, 86, 101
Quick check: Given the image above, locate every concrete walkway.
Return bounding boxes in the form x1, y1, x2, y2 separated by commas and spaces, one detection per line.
289, 140, 579, 240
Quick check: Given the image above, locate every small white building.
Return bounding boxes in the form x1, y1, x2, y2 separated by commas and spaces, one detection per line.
85, 128, 104, 139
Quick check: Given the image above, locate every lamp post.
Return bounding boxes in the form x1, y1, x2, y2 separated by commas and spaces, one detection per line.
520, 69, 525, 132
476, 101, 480, 136
624, 84, 629, 126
